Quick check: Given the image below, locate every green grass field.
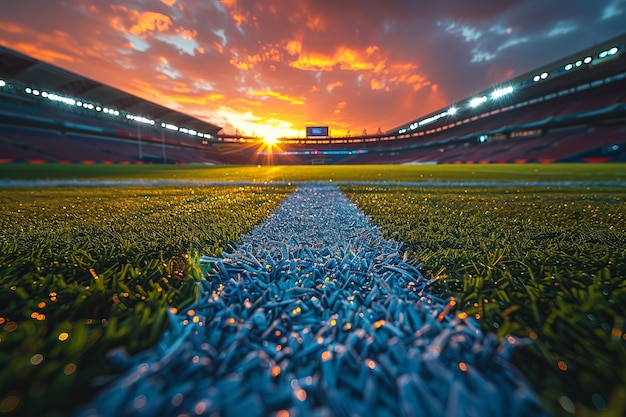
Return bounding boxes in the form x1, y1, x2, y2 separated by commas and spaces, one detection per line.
0, 163, 625, 417
343, 185, 626, 417
0, 185, 293, 416
1, 163, 626, 183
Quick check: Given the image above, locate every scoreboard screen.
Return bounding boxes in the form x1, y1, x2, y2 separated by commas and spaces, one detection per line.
306, 126, 329, 137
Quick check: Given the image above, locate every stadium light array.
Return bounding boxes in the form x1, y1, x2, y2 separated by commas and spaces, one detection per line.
180, 127, 197, 135
103, 108, 120, 116
126, 114, 155, 125
396, 41, 624, 137
18, 82, 215, 140
397, 106, 458, 134
162, 123, 179, 131
23, 85, 121, 117
9, 82, 218, 140
46, 92, 76, 106
469, 96, 487, 108
491, 86, 513, 100
0, 79, 6, 87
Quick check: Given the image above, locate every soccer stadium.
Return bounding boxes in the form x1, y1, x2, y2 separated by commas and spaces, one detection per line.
1, 33, 625, 165
1, 16, 625, 417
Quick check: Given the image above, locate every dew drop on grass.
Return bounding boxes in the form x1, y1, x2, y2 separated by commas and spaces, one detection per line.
559, 396, 575, 414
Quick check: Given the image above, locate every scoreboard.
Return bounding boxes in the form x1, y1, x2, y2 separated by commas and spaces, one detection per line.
305, 126, 329, 137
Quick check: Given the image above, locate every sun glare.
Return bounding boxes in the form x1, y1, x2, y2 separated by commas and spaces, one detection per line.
263, 136, 280, 145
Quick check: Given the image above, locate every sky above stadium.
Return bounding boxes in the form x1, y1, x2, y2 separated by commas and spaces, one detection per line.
1, 0, 625, 139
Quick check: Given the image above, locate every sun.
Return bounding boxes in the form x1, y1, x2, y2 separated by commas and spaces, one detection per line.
263, 135, 280, 146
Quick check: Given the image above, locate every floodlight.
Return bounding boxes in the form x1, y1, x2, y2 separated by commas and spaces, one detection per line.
583, 56, 592, 64
599, 51, 608, 58
0, 79, 5, 87
42, 92, 49, 98
32, 90, 40, 96
575, 60, 583, 67
491, 86, 513, 100
25, 87, 32, 94
469, 96, 487, 107
540, 72, 548, 80
609, 47, 618, 55
533, 75, 540, 82
564, 63, 573, 70
447, 107, 457, 116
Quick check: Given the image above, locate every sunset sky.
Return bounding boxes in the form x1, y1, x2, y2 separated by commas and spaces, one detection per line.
1, 1, 625, 139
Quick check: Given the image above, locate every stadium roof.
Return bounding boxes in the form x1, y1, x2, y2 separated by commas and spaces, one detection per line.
387, 32, 626, 136
0, 45, 223, 137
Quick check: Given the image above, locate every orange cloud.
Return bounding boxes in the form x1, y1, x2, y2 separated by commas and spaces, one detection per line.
207, 93, 225, 101
0, 22, 25, 34
370, 79, 388, 91
110, 6, 173, 36
211, 41, 223, 54
129, 11, 173, 35
160, 0, 177, 6
0, 40, 76, 64
305, 15, 327, 31
334, 101, 347, 114
236, 97, 263, 106
250, 90, 305, 105
1, 30, 88, 62
283, 38, 432, 94
230, 57, 250, 70
287, 41, 383, 72
0, 23, 93, 64
127, 77, 223, 107
229, 44, 284, 70
176, 28, 197, 40
326, 81, 343, 92
171, 82, 191, 93
285, 39, 301, 56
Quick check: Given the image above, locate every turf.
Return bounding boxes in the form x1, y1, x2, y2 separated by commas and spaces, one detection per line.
1, 163, 625, 417
1, 163, 626, 183
82, 185, 547, 417
342, 185, 626, 417
0, 185, 293, 416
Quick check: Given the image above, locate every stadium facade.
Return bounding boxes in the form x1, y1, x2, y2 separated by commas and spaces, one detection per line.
1, 33, 625, 165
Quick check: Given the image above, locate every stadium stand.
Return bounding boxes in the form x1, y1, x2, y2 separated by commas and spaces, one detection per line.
1, 33, 625, 165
